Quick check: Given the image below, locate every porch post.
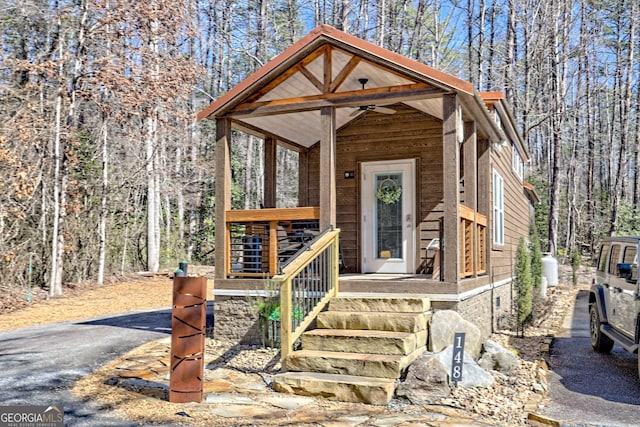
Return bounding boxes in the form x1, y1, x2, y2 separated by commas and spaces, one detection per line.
442, 94, 460, 283
463, 121, 478, 276
319, 106, 336, 229
264, 137, 277, 208
298, 150, 309, 207
215, 118, 232, 281
478, 138, 492, 275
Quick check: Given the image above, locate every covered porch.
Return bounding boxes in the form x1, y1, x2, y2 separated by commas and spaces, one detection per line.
203, 26, 503, 293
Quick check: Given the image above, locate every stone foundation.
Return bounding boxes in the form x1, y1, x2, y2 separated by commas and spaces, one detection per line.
212, 295, 262, 344
213, 280, 514, 345
431, 281, 513, 338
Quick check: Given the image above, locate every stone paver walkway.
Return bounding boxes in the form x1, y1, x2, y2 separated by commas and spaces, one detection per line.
77, 338, 503, 426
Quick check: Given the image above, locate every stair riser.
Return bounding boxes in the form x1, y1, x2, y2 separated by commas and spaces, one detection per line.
302, 329, 427, 355
329, 297, 430, 313
317, 312, 428, 333
273, 374, 395, 405
285, 346, 425, 379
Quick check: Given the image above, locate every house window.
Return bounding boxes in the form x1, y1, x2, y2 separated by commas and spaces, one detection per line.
512, 148, 524, 180
493, 170, 504, 245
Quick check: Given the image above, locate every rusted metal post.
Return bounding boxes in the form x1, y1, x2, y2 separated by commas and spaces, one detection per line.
170, 276, 206, 403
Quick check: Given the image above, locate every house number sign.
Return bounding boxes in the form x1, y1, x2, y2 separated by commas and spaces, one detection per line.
451, 332, 465, 386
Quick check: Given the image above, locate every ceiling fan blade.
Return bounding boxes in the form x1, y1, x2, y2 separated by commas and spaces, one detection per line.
375, 106, 396, 114
349, 108, 363, 117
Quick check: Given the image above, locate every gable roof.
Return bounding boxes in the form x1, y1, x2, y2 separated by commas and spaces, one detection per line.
198, 25, 476, 121
197, 25, 512, 150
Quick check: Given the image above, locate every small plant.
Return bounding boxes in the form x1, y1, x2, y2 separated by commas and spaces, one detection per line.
530, 223, 543, 289
571, 249, 580, 286
253, 277, 280, 320
514, 237, 533, 337
252, 277, 305, 347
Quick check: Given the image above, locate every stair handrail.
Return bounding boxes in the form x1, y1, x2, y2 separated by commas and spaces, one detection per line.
271, 227, 340, 361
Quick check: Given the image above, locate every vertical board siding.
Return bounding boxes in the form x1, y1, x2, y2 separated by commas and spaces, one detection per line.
308, 105, 444, 273
490, 143, 531, 281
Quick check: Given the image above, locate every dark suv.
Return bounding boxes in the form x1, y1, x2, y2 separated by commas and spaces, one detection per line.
590, 236, 640, 377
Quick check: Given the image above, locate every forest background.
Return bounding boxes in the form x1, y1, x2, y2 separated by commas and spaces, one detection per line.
0, 0, 637, 295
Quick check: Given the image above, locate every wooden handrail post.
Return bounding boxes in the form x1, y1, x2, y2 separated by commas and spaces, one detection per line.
333, 233, 340, 295
280, 276, 293, 361
269, 220, 278, 275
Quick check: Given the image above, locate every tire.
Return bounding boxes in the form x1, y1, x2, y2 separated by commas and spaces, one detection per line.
590, 305, 614, 353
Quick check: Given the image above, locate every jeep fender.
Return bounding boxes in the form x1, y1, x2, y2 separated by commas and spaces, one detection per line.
589, 285, 609, 324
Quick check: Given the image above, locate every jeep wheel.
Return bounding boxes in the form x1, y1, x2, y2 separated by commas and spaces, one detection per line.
589, 305, 614, 353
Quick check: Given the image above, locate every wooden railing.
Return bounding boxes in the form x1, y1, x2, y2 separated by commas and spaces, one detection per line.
271, 228, 340, 361
460, 205, 487, 277
225, 207, 320, 278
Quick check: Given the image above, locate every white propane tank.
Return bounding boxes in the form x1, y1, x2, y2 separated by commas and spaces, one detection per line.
542, 252, 559, 287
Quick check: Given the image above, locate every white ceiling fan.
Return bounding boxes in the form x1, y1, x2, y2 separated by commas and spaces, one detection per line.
349, 78, 396, 117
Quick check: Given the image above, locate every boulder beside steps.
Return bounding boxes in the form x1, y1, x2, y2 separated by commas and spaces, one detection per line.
273, 296, 431, 405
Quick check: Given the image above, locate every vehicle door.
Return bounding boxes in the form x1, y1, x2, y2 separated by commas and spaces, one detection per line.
606, 243, 623, 329
614, 244, 638, 338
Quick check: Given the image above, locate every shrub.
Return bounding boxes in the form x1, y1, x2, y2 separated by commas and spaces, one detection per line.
514, 237, 533, 336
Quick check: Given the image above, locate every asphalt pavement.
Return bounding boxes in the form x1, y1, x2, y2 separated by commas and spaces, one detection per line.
538, 289, 640, 426
0, 308, 174, 426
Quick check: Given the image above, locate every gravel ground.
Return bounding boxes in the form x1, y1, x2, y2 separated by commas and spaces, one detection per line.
0, 266, 589, 426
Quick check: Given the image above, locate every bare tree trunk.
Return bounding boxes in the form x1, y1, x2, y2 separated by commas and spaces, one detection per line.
146, 112, 160, 272
609, 2, 635, 234
97, 115, 109, 285
548, 0, 564, 256
49, 86, 64, 296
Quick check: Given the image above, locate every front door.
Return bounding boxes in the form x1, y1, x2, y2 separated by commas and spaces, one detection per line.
361, 159, 415, 273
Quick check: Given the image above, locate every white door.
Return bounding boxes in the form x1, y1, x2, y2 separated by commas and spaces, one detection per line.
361, 159, 415, 273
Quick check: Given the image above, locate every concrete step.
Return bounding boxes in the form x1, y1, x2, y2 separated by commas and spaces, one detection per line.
329, 296, 431, 313
317, 311, 429, 333
273, 371, 396, 405
284, 346, 426, 379
302, 328, 427, 355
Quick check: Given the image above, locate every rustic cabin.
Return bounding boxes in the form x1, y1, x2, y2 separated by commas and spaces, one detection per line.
197, 25, 537, 397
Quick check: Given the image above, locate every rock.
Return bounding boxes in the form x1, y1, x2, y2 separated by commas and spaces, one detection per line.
396, 353, 451, 404
477, 339, 519, 372
429, 310, 483, 359
435, 345, 494, 388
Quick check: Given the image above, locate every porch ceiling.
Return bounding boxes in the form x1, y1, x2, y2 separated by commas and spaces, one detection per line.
234, 49, 448, 148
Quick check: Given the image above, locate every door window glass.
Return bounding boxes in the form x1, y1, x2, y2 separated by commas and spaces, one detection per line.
375, 173, 403, 259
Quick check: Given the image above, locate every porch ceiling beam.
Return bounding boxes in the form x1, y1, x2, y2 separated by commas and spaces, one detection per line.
243, 47, 327, 104
230, 119, 307, 153
330, 55, 360, 93
229, 84, 444, 118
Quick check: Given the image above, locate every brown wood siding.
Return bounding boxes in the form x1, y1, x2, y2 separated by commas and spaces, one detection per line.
307, 104, 444, 273
489, 143, 531, 281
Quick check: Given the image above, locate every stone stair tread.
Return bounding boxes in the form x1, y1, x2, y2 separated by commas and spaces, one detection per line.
288, 348, 406, 361
317, 310, 428, 333
329, 296, 431, 313
273, 371, 396, 404
322, 311, 425, 318
303, 328, 413, 339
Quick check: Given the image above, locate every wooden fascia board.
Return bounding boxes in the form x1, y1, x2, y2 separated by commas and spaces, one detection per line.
459, 92, 504, 143
229, 84, 443, 118
495, 101, 530, 161
197, 35, 329, 121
